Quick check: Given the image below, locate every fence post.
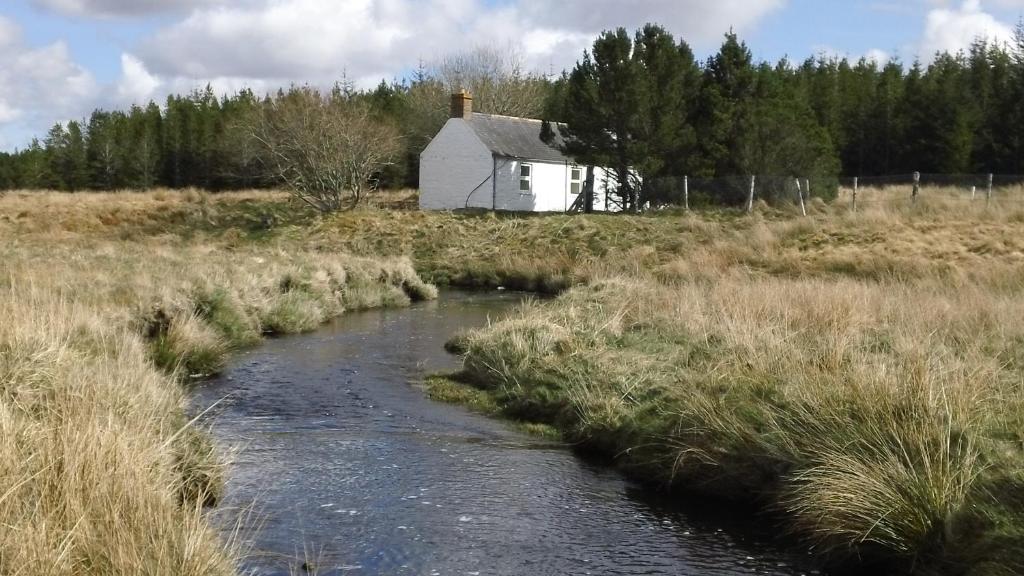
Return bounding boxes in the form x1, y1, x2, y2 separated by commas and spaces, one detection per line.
912, 172, 920, 203
683, 175, 689, 211
987, 173, 994, 208
853, 177, 858, 213
795, 177, 807, 216
971, 185, 977, 201
747, 175, 756, 214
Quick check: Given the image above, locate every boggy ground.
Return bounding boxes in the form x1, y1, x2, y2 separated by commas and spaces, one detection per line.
3, 187, 1024, 574
0, 190, 435, 575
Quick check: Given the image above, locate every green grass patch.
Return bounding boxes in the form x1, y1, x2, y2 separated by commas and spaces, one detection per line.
425, 375, 562, 441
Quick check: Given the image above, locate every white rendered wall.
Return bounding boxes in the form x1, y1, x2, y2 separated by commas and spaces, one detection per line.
592, 167, 622, 212
493, 159, 567, 212
419, 119, 495, 210
491, 159, 623, 213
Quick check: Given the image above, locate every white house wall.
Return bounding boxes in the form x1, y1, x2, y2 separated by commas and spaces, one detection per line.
494, 159, 621, 213
494, 159, 563, 212
420, 119, 624, 212
419, 119, 495, 210
589, 167, 617, 212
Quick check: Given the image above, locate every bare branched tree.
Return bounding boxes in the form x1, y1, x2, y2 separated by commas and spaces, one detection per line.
436, 44, 549, 118
249, 87, 401, 212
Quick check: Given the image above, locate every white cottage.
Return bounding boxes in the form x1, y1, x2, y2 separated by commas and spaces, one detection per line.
419, 92, 619, 212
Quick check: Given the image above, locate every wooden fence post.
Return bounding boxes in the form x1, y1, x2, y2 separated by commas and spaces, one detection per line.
987, 173, 994, 208
853, 177, 858, 213
795, 178, 807, 216
912, 171, 920, 203
684, 175, 689, 211
747, 175, 756, 214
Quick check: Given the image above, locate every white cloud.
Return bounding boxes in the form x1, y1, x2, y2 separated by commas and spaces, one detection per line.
0, 19, 98, 149
864, 48, 891, 64
135, 0, 788, 90
0, 100, 21, 124
3, 0, 790, 149
116, 53, 161, 104
0, 15, 21, 46
516, 0, 786, 45
31, 0, 234, 18
920, 0, 1014, 58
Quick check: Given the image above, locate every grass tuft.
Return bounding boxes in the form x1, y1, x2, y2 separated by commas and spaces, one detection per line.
455, 276, 1024, 572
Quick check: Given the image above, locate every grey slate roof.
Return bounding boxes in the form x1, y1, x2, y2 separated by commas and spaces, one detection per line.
466, 113, 571, 163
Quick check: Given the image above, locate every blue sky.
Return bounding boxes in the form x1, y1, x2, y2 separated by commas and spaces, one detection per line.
1, 0, 1022, 151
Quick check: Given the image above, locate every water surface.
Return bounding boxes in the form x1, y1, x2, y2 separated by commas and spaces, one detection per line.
191, 291, 820, 576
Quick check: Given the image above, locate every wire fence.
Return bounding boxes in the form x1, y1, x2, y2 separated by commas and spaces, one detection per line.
643, 173, 1024, 213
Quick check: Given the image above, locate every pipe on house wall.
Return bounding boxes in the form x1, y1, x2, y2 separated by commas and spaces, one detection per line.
563, 160, 569, 213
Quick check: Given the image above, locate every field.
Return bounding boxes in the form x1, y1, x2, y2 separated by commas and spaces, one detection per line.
2, 186, 1023, 574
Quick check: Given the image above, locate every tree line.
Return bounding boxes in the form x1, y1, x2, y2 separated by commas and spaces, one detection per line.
1, 22, 1023, 201
0, 46, 549, 194
548, 23, 1024, 209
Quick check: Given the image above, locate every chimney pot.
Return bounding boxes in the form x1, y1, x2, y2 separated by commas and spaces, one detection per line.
451, 91, 472, 120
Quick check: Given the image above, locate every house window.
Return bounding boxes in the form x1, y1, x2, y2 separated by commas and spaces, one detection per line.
570, 167, 583, 195
519, 163, 532, 192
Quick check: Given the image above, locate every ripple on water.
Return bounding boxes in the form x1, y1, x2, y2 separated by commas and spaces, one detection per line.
192, 292, 823, 576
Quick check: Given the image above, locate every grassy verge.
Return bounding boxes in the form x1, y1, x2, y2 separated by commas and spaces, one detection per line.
7, 187, 1024, 294
451, 276, 1024, 575
0, 192, 436, 575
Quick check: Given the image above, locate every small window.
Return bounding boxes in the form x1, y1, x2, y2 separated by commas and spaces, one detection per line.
519, 163, 532, 192
570, 167, 583, 195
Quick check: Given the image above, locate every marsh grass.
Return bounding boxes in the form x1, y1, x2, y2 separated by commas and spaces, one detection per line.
424, 375, 562, 440
0, 191, 436, 575
0, 287, 237, 575
6, 188, 1024, 574
454, 275, 1024, 574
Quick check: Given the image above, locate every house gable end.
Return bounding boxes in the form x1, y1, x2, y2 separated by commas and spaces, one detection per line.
420, 118, 492, 162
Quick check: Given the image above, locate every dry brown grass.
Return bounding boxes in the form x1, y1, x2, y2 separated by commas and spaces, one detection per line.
6, 187, 1024, 574
0, 286, 236, 575
456, 275, 1024, 573
428, 190, 1024, 574
0, 190, 436, 575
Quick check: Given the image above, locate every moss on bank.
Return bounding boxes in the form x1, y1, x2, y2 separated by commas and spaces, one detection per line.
424, 375, 561, 441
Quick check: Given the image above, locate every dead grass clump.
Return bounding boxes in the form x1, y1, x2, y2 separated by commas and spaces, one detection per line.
455, 275, 1024, 572
0, 288, 236, 575
0, 191, 439, 575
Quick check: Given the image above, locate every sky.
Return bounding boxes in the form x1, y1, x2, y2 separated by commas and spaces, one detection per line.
0, 0, 1022, 151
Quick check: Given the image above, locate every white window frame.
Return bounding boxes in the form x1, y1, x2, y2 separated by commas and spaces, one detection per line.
519, 163, 533, 193
569, 166, 583, 196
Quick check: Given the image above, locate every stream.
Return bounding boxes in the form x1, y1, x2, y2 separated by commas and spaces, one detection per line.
190, 290, 822, 576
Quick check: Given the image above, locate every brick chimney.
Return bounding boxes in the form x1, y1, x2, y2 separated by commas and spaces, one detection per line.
451, 90, 473, 120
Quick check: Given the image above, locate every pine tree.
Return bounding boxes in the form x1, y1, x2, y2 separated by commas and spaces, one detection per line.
43, 123, 69, 190
65, 120, 89, 190
20, 139, 48, 189
631, 24, 700, 180
126, 103, 162, 188
86, 110, 125, 189
0, 152, 13, 189
696, 32, 757, 178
